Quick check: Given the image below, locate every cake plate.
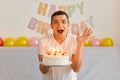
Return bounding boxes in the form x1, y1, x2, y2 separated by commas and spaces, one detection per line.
40, 61, 72, 67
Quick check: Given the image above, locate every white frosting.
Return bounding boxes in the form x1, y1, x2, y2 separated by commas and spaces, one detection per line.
43, 55, 69, 65
42, 47, 71, 66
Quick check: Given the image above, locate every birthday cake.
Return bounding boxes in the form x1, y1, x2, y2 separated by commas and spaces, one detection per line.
42, 47, 71, 66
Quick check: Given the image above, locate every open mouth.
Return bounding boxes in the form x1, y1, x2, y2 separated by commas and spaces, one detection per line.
57, 30, 64, 33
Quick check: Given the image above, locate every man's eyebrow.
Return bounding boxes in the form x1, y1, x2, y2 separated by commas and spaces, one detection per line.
62, 19, 67, 21
52, 20, 58, 22
53, 19, 58, 21
53, 19, 67, 22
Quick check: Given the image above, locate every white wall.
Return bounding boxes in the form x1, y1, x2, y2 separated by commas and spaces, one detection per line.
0, 0, 120, 46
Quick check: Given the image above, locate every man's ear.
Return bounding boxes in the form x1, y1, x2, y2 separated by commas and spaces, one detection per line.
50, 24, 53, 29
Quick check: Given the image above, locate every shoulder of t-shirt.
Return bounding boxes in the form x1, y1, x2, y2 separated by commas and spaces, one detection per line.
68, 33, 77, 39
39, 34, 53, 41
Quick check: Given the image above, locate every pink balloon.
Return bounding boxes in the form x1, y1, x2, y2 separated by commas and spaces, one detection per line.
90, 38, 101, 46
29, 37, 39, 46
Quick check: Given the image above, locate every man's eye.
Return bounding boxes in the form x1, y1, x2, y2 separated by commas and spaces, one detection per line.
53, 22, 58, 24
62, 21, 67, 24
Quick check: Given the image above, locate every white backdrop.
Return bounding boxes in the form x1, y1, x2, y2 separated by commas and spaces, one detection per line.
0, 47, 120, 80
0, 0, 120, 46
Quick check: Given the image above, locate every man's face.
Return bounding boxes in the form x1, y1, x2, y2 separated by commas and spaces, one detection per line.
51, 15, 69, 36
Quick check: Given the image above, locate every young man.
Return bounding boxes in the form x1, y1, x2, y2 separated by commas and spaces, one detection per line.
38, 10, 93, 80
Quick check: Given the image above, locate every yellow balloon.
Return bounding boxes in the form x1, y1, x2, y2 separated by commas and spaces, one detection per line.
15, 36, 29, 46
101, 37, 114, 46
3, 37, 15, 46
84, 40, 91, 47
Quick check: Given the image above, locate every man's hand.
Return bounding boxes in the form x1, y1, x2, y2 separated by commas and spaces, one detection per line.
77, 27, 93, 44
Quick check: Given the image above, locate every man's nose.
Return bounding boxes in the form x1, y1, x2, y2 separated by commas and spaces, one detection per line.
58, 22, 63, 27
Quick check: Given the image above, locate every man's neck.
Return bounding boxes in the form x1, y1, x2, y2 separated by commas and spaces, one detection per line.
53, 34, 67, 44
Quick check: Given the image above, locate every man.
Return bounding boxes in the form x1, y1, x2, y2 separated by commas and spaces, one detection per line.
38, 10, 93, 80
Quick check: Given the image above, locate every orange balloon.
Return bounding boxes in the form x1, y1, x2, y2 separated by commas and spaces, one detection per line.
15, 36, 29, 46
101, 37, 114, 46
3, 37, 15, 46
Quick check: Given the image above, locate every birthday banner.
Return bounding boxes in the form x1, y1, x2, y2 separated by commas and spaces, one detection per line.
27, 1, 95, 35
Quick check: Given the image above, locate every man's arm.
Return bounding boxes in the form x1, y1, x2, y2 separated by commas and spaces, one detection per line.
71, 41, 83, 72
71, 27, 93, 72
38, 55, 51, 74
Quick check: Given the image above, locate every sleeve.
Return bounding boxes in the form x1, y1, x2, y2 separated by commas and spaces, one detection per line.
38, 38, 46, 55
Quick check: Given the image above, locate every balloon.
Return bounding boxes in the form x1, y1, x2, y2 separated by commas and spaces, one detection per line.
90, 38, 101, 46
29, 37, 39, 46
3, 37, 15, 46
101, 37, 114, 46
84, 40, 91, 47
15, 36, 29, 46
0, 37, 3, 46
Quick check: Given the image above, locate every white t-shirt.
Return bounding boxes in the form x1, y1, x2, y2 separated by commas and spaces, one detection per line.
38, 33, 77, 80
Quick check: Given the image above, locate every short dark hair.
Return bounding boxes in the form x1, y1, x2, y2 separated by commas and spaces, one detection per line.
51, 11, 69, 24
